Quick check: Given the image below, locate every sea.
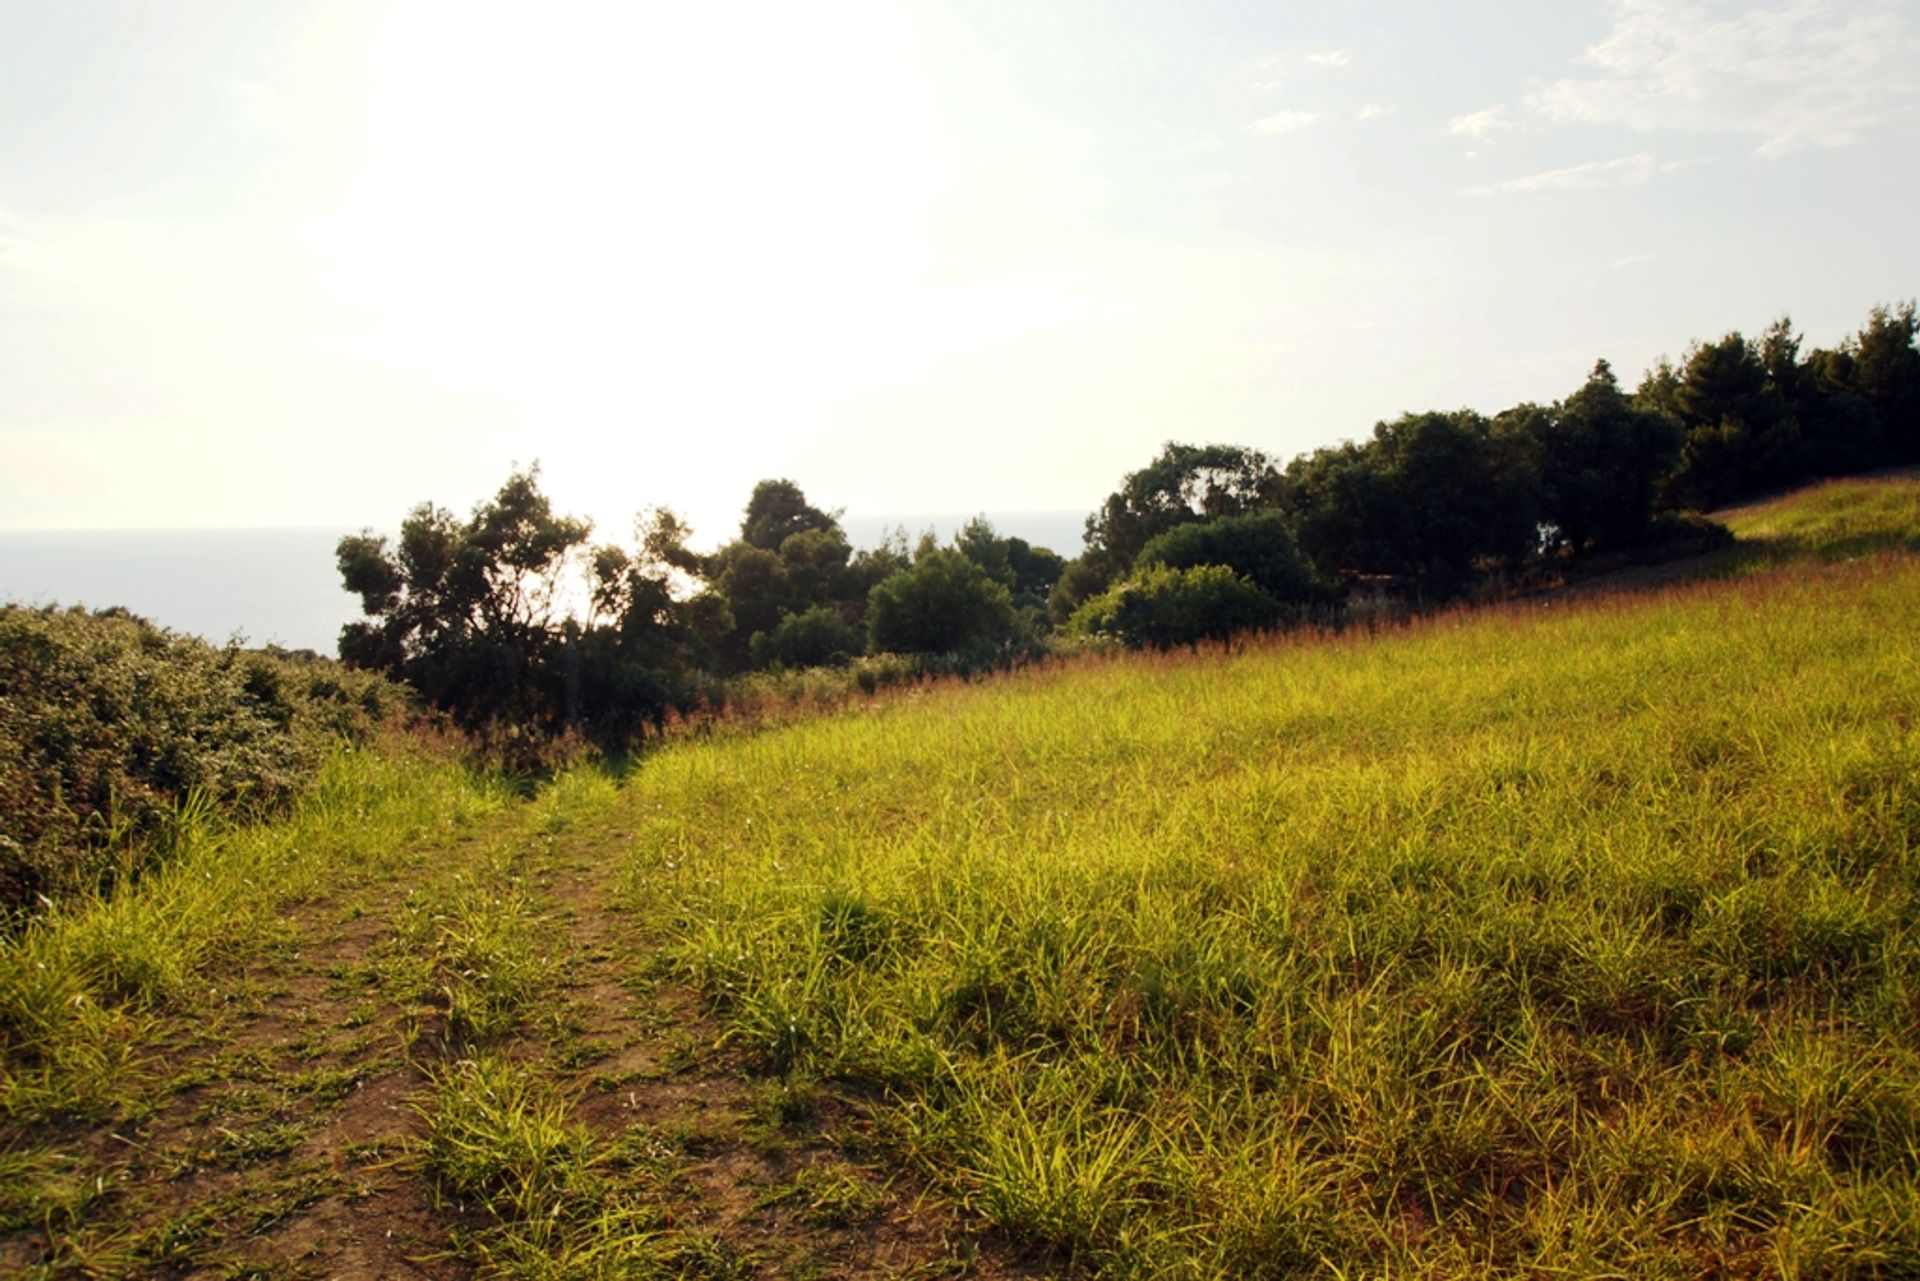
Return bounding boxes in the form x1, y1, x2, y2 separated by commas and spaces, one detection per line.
0, 512, 1089, 657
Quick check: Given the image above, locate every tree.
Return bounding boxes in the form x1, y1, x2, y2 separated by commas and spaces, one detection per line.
1655, 331, 1801, 507
1279, 441, 1398, 585
1283, 411, 1539, 596
1135, 508, 1325, 605
1048, 555, 1113, 626
740, 478, 838, 551
338, 469, 706, 746
1084, 442, 1284, 574
866, 550, 1014, 655
955, 517, 1066, 611
1851, 301, 1920, 463
748, 605, 863, 669
1519, 360, 1684, 553
337, 468, 591, 733
704, 479, 865, 670
778, 526, 860, 606
709, 544, 794, 661
1799, 343, 1884, 474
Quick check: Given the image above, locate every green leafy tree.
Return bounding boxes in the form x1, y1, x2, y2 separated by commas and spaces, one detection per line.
849, 528, 913, 597
704, 479, 866, 670
709, 544, 794, 661
748, 605, 864, 669
1799, 343, 1884, 474
1277, 442, 1396, 586
1048, 555, 1113, 626
1851, 301, 1920, 463
740, 478, 838, 551
866, 549, 1014, 655
1134, 508, 1325, 604
338, 469, 708, 745
1084, 442, 1284, 575
337, 468, 590, 732
955, 516, 1066, 611
1284, 412, 1538, 596
1655, 331, 1801, 507
1518, 360, 1684, 553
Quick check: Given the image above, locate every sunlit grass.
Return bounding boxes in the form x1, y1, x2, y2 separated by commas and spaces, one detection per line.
613, 546, 1920, 1275
1724, 469, 1920, 560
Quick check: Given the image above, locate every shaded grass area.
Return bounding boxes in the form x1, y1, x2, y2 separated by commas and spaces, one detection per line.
613, 550, 1920, 1276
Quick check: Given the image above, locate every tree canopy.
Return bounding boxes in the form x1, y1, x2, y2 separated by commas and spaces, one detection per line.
337, 299, 1919, 722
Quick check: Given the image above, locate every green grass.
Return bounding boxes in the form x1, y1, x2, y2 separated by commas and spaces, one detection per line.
1724, 470, 1920, 560
609, 534, 1920, 1275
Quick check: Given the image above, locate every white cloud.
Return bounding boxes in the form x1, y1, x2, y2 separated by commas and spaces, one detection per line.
1252, 110, 1322, 134
1467, 151, 1659, 194
1449, 105, 1514, 138
1357, 102, 1395, 120
1307, 49, 1351, 67
1612, 252, 1660, 268
1529, 0, 1920, 156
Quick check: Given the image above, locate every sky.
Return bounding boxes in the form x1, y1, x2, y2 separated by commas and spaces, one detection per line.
3, 0, 1918, 548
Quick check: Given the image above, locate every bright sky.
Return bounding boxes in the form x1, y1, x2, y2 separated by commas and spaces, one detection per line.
3, 0, 1918, 544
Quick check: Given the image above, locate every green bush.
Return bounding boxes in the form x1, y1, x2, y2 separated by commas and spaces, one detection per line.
1069, 564, 1284, 649
866, 550, 1015, 656
0, 605, 407, 922
747, 605, 863, 670
1134, 509, 1328, 604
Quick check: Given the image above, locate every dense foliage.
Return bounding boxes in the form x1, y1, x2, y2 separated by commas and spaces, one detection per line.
1068, 562, 1285, 649
337, 302, 1917, 740
338, 470, 718, 750
0, 605, 404, 921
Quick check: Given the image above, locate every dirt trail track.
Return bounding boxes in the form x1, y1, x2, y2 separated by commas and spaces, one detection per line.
1, 805, 1041, 1279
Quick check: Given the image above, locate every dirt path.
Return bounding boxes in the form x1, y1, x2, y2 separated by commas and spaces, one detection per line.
2, 794, 1044, 1279
0, 833, 490, 1278
506, 821, 1045, 1279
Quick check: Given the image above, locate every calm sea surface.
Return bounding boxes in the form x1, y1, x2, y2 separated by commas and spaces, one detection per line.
0, 513, 1088, 657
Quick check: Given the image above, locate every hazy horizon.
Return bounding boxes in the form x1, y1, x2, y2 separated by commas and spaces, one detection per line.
4, 2, 1918, 541
0, 510, 1095, 653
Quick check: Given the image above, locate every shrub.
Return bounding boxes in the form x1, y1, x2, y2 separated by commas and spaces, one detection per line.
748, 605, 863, 670
1069, 564, 1283, 649
0, 605, 406, 922
866, 550, 1015, 656
1135, 509, 1327, 604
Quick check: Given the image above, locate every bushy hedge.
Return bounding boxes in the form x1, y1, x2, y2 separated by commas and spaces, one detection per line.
0, 605, 407, 922
1070, 564, 1286, 650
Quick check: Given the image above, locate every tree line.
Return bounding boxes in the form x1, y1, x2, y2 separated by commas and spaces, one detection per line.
337, 302, 1920, 748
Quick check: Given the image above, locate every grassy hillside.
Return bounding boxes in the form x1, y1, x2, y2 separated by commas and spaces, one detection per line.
621, 553, 1919, 1277
1722, 469, 1920, 560
2, 474, 1916, 1278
